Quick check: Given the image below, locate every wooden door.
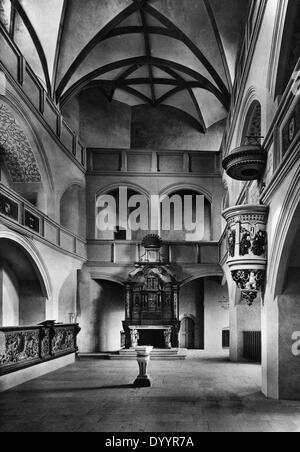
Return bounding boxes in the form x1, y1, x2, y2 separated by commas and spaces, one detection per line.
180, 317, 195, 349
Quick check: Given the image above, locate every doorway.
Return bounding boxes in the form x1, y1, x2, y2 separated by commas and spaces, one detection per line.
180, 317, 195, 349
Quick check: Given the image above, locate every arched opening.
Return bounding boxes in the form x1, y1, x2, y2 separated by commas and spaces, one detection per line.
0, 101, 53, 215
60, 184, 86, 237
180, 316, 196, 349
96, 187, 150, 241
275, 0, 300, 97
271, 202, 300, 399
241, 100, 262, 146
0, 239, 47, 326
180, 277, 229, 351
160, 189, 212, 242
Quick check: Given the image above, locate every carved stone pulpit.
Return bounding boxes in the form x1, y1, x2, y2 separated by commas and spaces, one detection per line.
123, 235, 181, 349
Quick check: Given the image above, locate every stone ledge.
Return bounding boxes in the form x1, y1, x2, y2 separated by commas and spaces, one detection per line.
0, 353, 76, 393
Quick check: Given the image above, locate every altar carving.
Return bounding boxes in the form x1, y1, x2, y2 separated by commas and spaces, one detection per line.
123, 235, 181, 349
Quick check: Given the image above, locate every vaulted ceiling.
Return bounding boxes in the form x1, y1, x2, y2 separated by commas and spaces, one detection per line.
6, 0, 251, 131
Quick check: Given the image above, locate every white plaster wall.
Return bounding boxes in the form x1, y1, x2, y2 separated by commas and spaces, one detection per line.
1, 264, 19, 326
32, 240, 84, 323
179, 278, 229, 350
204, 278, 229, 351
224, 0, 281, 206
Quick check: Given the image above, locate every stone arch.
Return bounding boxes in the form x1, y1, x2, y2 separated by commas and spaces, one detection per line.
181, 271, 223, 288
159, 184, 212, 242
159, 183, 212, 203
269, 164, 300, 298
95, 181, 150, 200
95, 182, 151, 241
0, 92, 54, 215
0, 227, 52, 300
240, 100, 262, 145
90, 273, 125, 287
236, 87, 262, 146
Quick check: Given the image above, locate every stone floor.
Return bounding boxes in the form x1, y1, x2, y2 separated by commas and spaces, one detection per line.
1, 351, 300, 432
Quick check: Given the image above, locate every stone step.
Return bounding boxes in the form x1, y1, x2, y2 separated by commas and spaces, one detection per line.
119, 348, 180, 356
79, 349, 187, 361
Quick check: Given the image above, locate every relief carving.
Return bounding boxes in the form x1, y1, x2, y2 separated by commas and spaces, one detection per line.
0, 104, 41, 183
51, 328, 75, 355
0, 330, 39, 365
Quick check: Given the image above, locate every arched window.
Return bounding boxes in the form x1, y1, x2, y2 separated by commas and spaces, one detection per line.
96, 187, 149, 241
160, 189, 212, 242
241, 101, 262, 146
275, 0, 300, 96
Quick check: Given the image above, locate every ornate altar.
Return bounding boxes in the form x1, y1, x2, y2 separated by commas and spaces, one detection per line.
123, 235, 181, 349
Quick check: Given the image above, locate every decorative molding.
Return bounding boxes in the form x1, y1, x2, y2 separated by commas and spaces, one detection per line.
0, 102, 41, 182
267, 0, 289, 98
222, 0, 268, 156
267, 161, 300, 297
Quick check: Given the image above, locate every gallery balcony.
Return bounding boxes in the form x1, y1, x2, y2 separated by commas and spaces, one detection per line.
87, 239, 223, 283
0, 183, 87, 260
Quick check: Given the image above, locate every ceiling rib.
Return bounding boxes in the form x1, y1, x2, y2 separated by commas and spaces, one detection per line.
52, 0, 69, 99
11, 0, 52, 95
77, 78, 206, 128
55, 1, 139, 101
55, 2, 230, 106
203, 0, 232, 92
144, 3, 230, 101
154, 65, 206, 132
140, 8, 156, 105
110, 63, 145, 101
60, 56, 227, 108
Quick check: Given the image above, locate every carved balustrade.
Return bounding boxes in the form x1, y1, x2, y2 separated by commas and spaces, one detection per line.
0, 322, 80, 375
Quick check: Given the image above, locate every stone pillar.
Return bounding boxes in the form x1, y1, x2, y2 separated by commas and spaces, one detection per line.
172, 284, 180, 320
262, 274, 300, 400
228, 281, 261, 362
134, 346, 153, 387
125, 284, 131, 321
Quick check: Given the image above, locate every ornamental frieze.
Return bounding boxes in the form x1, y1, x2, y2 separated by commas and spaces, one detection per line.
0, 330, 39, 366
0, 104, 41, 183
51, 327, 76, 354
0, 323, 80, 376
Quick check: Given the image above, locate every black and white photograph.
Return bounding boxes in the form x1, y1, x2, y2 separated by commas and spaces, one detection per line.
0, 0, 300, 437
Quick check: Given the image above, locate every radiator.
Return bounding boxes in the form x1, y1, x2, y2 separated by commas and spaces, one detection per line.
243, 331, 261, 363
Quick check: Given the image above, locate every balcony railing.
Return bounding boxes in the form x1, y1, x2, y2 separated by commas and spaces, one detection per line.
88, 240, 220, 266
0, 24, 86, 171
0, 183, 87, 260
0, 322, 80, 376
